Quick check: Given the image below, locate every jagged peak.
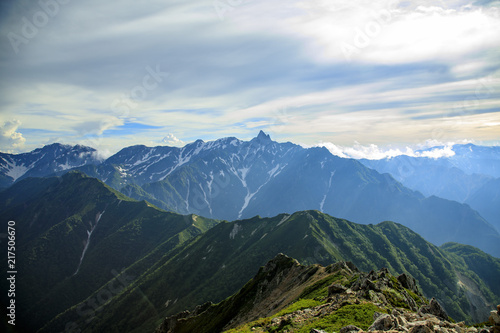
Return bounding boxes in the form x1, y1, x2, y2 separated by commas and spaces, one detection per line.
253, 130, 272, 143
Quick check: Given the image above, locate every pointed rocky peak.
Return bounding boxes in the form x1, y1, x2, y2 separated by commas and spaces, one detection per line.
254, 130, 272, 144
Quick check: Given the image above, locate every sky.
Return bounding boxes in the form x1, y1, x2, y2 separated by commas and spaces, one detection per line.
0, 0, 499, 158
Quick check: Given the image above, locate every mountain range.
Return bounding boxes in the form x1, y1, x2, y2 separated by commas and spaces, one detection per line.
1, 132, 499, 257
1, 172, 499, 332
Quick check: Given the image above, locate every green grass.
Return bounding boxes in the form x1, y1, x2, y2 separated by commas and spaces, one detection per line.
296, 303, 383, 333
382, 288, 409, 309
274, 299, 323, 317
226, 302, 384, 333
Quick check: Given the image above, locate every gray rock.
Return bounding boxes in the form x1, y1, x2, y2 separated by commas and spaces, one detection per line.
368, 314, 394, 331
340, 324, 362, 333
419, 298, 448, 320
409, 324, 433, 333
328, 283, 347, 296
398, 273, 419, 293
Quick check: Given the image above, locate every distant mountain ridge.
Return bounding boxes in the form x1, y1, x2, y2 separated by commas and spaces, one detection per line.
1, 132, 499, 257
416, 143, 500, 177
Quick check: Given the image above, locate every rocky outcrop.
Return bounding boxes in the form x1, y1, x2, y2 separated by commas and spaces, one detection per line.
419, 297, 449, 320
490, 305, 500, 333
155, 255, 492, 333
365, 308, 473, 332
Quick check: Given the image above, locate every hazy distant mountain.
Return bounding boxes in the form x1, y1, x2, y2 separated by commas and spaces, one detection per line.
445, 143, 500, 177
359, 144, 500, 232
465, 177, 500, 233
359, 155, 490, 202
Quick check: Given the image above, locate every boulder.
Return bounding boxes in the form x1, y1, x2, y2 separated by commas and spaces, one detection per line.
398, 273, 419, 293
368, 314, 395, 331
490, 306, 500, 333
409, 324, 433, 333
328, 283, 347, 296
419, 298, 448, 320
340, 325, 362, 333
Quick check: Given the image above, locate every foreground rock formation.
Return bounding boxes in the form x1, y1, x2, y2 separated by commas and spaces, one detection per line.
155, 254, 495, 333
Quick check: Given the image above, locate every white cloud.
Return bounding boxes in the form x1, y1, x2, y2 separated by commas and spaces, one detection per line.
314, 141, 457, 160
161, 133, 184, 146
416, 145, 456, 158
0, 119, 26, 152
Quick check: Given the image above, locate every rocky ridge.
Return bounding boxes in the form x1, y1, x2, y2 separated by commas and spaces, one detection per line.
155, 254, 493, 333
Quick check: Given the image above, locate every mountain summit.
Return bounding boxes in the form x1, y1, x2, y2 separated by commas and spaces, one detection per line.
254, 130, 272, 143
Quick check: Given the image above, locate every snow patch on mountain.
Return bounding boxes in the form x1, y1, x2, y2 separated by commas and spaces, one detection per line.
3, 159, 29, 181
229, 223, 242, 239
185, 179, 191, 211
73, 210, 105, 276
198, 183, 212, 216
268, 164, 281, 177
160, 149, 193, 180
320, 171, 335, 212
277, 214, 291, 227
